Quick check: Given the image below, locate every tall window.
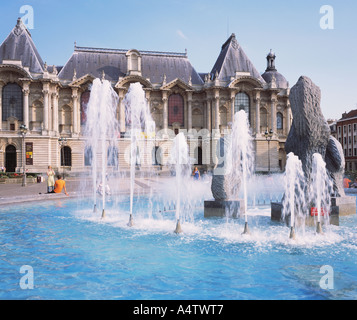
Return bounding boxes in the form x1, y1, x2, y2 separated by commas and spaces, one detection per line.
107, 146, 118, 167
80, 91, 90, 126
234, 92, 250, 120
2, 83, 23, 121
260, 107, 268, 131
61, 146, 72, 167
84, 146, 92, 166
277, 112, 283, 130
168, 94, 184, 126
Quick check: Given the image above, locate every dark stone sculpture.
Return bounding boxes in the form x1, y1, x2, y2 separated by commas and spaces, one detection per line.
285, 76, 344, 197
211, 137, 242, 201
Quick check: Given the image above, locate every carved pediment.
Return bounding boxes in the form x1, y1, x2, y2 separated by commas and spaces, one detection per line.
69, 74, 95, 87
115, 75, 152, 89
161, 78, 193, 91
0, 64, 32, 79
228, 76, 263, 90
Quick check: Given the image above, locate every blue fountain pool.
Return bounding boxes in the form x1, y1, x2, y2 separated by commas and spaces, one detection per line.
0, 197, 356, 300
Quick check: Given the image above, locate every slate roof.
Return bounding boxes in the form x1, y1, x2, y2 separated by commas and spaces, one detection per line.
0, 18, 44, 74
211, 33, 265, 83
340, 109, 357, 121
58, 46, 204, 85
261, 70, 289, 89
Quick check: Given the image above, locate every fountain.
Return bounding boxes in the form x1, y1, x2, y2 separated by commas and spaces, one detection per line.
281, 153, 307, 239
83, 78, 119, 219
170, 132, 191, 234
123, 82, 155, 227
272, 76, 355, 230
204, 110, 255, 233
310, 153, 333, 234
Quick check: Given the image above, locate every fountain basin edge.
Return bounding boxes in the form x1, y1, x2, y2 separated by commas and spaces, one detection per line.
271, 196, 356, 227
204, 200, 245, 219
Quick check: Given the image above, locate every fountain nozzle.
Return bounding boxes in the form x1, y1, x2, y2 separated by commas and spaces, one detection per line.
289, 226, 296, 240
174, 219, 183, 234
128, 214, 134, 227
101, 209, 105, 219
242, 222, 250, 235
316, 221, 323, 235
93, 204, 97, 213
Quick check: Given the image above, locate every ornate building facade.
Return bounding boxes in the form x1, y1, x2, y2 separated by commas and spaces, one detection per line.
0, 19, 291, 175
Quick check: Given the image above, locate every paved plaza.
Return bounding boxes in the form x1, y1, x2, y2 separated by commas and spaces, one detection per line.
0, 174, 179, 206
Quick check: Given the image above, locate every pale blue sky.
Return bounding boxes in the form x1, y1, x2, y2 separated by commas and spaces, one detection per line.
0, 0, 356, 120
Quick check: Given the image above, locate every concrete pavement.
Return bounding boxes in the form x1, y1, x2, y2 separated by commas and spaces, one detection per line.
0, 175, 168, 206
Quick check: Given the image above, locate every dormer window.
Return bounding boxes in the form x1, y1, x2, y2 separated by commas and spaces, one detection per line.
126, 50, 142, 76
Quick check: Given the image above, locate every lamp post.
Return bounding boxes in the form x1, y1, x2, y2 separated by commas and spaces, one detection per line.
19, 124, 28, 187
264, 129, 273, 174
58, 137, 67, 179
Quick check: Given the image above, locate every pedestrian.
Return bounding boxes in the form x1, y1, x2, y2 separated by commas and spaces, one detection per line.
47, 165, 55, 193
193, 167, 200, 181
343, 177, 351, 188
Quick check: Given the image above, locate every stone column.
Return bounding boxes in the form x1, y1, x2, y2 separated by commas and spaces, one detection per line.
187, 91, 193, 131
286, 102, 291, 135
22, 82, 30, 130
0, 81, 4, 131
43, 83, 50, 133
255, 92, 261, 135
271, 94, 277, 134
71, 87, 79, 134
206, 98, 211, 132
230, 91, 236, 123
162, 91, 168, 132
52, 90, 59, 134
214, 89, 220, 130
118, 90, 126, 133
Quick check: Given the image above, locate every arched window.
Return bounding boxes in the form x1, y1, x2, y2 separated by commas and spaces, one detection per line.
5, 145, 17, 173
168, 94, 184, 126
61, 146, 72, 167
234, 92, 250, 120
80, 91, 90, 126
277, 112, 283, 130
195, 147, 203, 166
2, 83, 23, 121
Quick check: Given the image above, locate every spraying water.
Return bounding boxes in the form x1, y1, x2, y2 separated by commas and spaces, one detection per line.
228, 110, 255, 233
282, 153, 307, 239
170, 132, 190, 233
123, 83, 155, 225
310, 153, 333, 234
83, 79, 119, 217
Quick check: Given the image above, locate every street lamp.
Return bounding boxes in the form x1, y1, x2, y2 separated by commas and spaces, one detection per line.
58, 137, 67, 179
264, 129, 274, 174
19, 124, 28, 187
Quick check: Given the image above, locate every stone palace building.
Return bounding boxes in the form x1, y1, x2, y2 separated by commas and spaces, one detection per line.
0, 18, 292, 175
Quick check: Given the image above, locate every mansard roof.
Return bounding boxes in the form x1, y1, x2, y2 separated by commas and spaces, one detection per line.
58, 46, 204, 85
0, 18, 44, 74
211, 33, 265, 84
